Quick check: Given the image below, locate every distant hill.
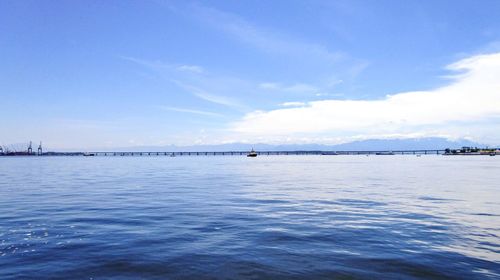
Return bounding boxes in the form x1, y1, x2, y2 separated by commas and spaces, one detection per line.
86, 137, 486, 152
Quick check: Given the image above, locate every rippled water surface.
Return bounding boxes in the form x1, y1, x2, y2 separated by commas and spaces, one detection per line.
1, 156, 499, 279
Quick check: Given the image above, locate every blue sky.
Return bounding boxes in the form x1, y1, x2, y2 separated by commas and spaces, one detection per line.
1, 0, 500, 149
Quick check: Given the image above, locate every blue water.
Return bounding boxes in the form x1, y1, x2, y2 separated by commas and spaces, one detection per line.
0, 155, 499, 279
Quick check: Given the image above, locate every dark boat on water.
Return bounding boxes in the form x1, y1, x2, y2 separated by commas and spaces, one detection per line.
247, 149, 257, 157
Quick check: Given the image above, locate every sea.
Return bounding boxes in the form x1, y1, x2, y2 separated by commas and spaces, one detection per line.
0, 155, 499, 279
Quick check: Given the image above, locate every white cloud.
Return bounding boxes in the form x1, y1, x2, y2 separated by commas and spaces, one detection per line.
232, 53, 500, 144
281, 102, 307, 107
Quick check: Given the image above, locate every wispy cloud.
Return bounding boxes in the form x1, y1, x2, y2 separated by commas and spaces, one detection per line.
177, 65, 204, 73
232, 52, 500, 144
172, 81, 244, 109
159, 106, 221, 117
259, 82, 319, 93
258, 82, 280, 90
173, 2, 343, 62
120, 56, 204, 74
194, 91, 236, 107
121, 56, 245, 109
119, 55, 169, 69
123, 3, 365, 116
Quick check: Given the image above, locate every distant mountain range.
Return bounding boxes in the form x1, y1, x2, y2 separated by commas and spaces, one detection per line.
84, 137, 488, 152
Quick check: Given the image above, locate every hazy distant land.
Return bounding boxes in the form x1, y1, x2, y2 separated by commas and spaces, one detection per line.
63, 137, 487, 152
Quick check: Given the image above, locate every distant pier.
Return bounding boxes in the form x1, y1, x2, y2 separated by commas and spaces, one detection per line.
75, 149, 447, 157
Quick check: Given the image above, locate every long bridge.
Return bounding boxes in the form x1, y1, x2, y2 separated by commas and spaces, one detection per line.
3, 149, 500, 156
82, 150, 446, 156
0, 150, 448, 156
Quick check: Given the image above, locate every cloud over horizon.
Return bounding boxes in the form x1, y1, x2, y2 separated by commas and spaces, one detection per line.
231, 53, 500, 144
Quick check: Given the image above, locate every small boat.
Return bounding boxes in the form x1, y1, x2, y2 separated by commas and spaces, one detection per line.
83, 153, 95, 157
247, 149, 257, 157
321, 152, 339, 155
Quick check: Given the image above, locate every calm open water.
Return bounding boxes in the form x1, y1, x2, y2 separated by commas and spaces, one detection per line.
0, 155, 499, 279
